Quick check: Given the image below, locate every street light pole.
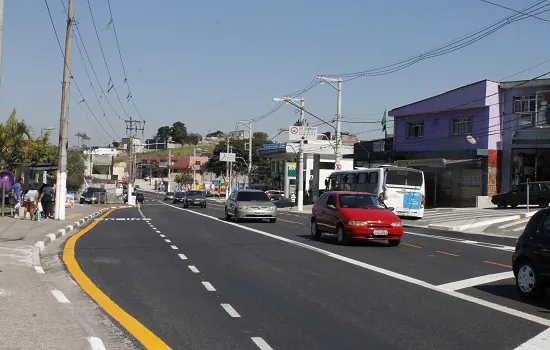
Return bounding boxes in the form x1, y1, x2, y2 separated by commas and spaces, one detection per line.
237, 120, 253, 188
316, 76, 343, 170
54, 0, 75, 220
272, 97, 305, 211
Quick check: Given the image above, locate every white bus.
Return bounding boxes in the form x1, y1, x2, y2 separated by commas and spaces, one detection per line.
325, 165, 425, 218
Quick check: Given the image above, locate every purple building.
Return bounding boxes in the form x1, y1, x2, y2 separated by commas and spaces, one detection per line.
389, 80, 501, 208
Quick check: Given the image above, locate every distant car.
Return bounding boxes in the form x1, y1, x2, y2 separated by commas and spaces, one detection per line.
225, 189, 277, 223
513, 208, 550, 298
123, 192, 144, 204
266, 190, 284, 201
164, 192, 174, 201
183, 190, 206, 208
492, 182, 550, 209
173, 191, 186, 204
311, 191, 404, 246
80, 187, 106, 204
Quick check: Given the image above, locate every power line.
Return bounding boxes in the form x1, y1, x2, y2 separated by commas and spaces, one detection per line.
85, 0, 133, 120
43, 0, 116, 141
480, 0, 550, 23
106, 0, 144, 121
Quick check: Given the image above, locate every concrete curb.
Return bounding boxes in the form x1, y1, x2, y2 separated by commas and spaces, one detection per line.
31, 208, 111, 269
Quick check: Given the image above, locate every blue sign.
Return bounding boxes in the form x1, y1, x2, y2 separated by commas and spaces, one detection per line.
403, 192, 422, 210
262, 143, 286, 150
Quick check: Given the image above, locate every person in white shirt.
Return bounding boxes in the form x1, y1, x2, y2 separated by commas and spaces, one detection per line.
23, 188, 39, 220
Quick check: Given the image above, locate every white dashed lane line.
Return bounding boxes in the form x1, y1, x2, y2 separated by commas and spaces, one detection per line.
51, 289, 71, 304
160, 234, 166, 238
221, 303, 241, 318
164, 239, 172, 243
178, 253, 187, 260
188, 265, 199, 273
201, 282, 216, 291
170, 245, 179, 250
251, 337, 274, 350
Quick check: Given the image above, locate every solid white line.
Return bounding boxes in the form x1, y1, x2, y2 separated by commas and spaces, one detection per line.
171, 245, 178, 250
164, 239, 171, 243
188, 265, 199, 273
51, 289, 70, 303
34, 266, 45, 274
160, 234, 166, 238
87, 336, 107, 350
251, 337, 274, 350
514, 327, 550, 349
178, 253, 187, 260
162, 202, 550, 327
202, 281, 216, 291
437, 272, 514, 291
221, 303, 241, 317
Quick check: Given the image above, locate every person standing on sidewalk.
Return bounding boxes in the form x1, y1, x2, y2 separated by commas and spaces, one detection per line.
22, 188, 39, 220
39, 183, 55, 219
12, 178, 22, 204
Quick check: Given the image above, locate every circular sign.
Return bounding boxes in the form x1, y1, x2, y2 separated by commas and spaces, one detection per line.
335, 163, 342, 170
290, 126, 299, 135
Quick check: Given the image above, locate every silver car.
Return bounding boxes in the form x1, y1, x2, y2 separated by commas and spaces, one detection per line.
225, 189, 278, 223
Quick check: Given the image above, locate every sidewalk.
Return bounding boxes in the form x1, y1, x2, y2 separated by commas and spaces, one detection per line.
0, 204, 113, 349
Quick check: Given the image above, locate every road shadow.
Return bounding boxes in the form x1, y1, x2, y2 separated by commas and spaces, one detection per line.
296, 234, 394, 248
475, 283, 550, 313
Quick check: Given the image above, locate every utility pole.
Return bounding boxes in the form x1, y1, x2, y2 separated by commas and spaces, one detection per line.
229, 146, 233, 195
167, 149, 172, 192
54, 0, 74, 221
225, 136, 230, 199
316, 76, 343, 170
124, 118, 145, 205
272, 97, 305, 211
192, 147, 196, 190
237, 120, 253, 188
0, 0, 5, 89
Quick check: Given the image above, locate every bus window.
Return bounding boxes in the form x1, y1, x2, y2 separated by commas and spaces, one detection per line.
358, 173, 367, 184
386, 169, 423, 187
335, 174, 344, 190
344, 174, 355, 191
365, 172, 378, 193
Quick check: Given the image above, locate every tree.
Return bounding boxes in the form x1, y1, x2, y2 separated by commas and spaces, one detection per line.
0, 109, 32, 169
253, 132, 268, 140
67, 148, 86, 191
186, 133, 202, 145
156, 126, 171, 140
170, 122, 188, 144
175, 172, 194, 184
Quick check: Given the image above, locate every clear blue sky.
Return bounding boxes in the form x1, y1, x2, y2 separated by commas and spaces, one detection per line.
1, 0, 549, 146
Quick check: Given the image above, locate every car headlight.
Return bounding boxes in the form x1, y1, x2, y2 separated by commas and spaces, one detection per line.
348, 221, 368, 226
268, 206, 276, 211
391, 222, 403, 227
239, 205, 249, 209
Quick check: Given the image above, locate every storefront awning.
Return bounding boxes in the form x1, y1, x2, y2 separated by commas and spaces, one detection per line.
512, 128, 550, 144
397, 158, 480, 168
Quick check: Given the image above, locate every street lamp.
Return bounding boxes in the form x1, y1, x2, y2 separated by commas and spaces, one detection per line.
272, 97, 305, 211
236, 120, 253, 188
193, 147, 204, 190
316, 76, 343, 171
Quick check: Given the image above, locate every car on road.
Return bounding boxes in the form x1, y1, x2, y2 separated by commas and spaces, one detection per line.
164, 192, 174, 201
80, 187, 106, 204
266, 190, 284, 201
183, 190, 206, 208
225, 189, 277, 223
123, 191, 144, 204
512, 208, 550, 298
491, 181, 550, 209
173, 191, 186, 204
311, 191, 404, 246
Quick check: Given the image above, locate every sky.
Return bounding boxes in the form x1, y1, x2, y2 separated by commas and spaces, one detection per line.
1, 0, 549, 147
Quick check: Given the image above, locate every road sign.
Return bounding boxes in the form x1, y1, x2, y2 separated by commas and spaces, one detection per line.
288, 126, 318, 141
220, 152, 236, 162
335, 163, 342, 170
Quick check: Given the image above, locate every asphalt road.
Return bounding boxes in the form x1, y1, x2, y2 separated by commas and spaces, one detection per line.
70, 194, 550, 349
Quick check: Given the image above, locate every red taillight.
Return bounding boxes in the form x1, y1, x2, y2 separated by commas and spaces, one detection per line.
379, 192, 385, 201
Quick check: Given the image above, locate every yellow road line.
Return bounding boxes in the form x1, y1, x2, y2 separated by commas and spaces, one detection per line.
63, 209, 171, 350
436, 250, 460, 257
483, 260, 512, 269
279, 218, 306, 225
403, 243, 422, 249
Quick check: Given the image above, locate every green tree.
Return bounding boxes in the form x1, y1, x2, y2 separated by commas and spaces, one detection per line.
253, 132, 268, 140
67, 148, 86, 191
175, 172, 194, 184
186, 132, 202, 145
0, 109, 32, 169
170, 122, 188, 144
156, 126, 171, 140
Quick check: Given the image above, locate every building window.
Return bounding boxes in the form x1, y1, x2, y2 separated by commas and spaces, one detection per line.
513, 96, 536, 126
452, 117, 473, 136
406, 122, 424, 138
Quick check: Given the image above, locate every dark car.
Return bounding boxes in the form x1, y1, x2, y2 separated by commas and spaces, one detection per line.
173, 191, 186, 204
80, 187, 106, 204
512, 208, 550, 298
123, 192, 144, 204
492, 182, 550, 209
184, 190, 206, 208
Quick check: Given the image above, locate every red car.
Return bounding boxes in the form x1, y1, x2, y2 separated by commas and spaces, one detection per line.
311, 191, 404, 246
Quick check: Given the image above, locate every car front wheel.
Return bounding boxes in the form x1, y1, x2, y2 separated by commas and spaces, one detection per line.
336, 225, 349, 246
516, 261, 546, 298
311, 219, 321, 239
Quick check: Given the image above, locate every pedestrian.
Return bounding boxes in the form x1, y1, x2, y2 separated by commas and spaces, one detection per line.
39, 183, 55, 219
12, 178, 22, 204
22, 188, 39, 220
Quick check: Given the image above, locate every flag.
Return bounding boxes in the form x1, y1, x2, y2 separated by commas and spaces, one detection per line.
381, 110, 387, 132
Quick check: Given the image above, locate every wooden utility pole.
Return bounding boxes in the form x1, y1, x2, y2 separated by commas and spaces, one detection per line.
54, 0, 74, 220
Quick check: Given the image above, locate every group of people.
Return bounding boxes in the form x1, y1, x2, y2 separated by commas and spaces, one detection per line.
8, 179, 56, 220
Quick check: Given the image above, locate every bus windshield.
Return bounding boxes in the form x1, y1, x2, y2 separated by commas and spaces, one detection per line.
385, 169, 423, 187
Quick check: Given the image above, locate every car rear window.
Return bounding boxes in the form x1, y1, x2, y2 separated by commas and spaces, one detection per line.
187, 191, 203, 196
385, 169, 423, 187
237, 192, 270, 201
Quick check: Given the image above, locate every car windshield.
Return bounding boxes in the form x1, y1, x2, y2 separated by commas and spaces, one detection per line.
187, 191, 203, 196
237, 191, 270, 202
339, 194, 386, 209
175, 192, 186, 197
